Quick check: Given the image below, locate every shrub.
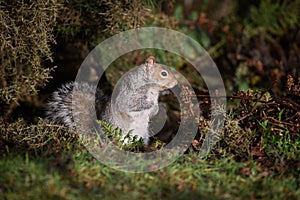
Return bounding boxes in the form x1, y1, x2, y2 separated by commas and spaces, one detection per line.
0, 0, 58, 107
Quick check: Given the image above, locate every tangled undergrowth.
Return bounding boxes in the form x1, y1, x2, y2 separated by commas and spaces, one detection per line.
196, 75, 300, 172
1, 76, 299, 169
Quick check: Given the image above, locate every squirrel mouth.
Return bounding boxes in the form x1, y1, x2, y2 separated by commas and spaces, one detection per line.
161, 81, 178, 90
161, 85, 168, 90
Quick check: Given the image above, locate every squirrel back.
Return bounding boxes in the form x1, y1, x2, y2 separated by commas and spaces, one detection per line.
46, 56, 178, 144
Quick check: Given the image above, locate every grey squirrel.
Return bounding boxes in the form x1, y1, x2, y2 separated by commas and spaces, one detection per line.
46, 56, 178, 144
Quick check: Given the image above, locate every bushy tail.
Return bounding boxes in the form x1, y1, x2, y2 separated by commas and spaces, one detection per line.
46, 82, 107, 132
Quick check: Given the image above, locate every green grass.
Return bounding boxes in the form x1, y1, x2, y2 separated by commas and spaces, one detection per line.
1, 145, 299, 200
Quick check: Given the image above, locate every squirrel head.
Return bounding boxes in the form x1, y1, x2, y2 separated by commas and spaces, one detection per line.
145, 56, 178, 91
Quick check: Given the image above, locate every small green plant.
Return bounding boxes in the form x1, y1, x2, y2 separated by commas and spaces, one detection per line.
97, 120, 145, 151
259, 110, 300, 163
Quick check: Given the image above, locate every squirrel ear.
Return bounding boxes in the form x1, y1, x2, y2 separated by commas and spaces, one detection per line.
145, 56, 156, 72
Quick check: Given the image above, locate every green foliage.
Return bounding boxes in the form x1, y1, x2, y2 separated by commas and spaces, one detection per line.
259, 115, 300, 162
0, 118, 79, 156
0, 0, 58, 105
235, 63, 250, 91
246, 0, 300, 39
174, 4, 184, 20
174, 4, 212, 49
98, 120, 145, 151
144, 0, 165, 8
205, 87, 297, 164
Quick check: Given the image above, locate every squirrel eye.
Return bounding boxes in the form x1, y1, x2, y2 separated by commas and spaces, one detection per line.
161, 70, 168, 77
